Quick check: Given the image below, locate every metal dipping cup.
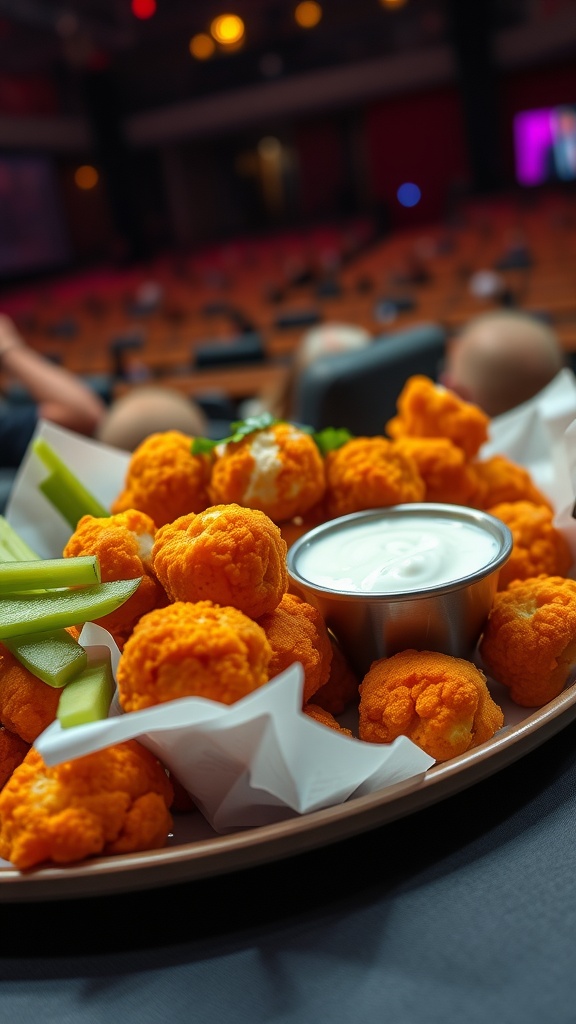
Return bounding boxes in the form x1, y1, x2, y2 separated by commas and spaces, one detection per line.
286, 504, 513, 677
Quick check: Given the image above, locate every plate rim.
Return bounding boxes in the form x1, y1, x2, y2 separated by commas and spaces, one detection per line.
1, 680, 575, 903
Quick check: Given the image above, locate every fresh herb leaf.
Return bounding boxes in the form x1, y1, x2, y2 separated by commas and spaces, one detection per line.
313, 427, 353, 456
191, 412, 280, 456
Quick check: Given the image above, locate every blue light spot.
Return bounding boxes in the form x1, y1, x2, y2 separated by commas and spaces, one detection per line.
397, 182, 421, 207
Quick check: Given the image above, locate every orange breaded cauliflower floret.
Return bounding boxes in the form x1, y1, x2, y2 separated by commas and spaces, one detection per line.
0, 726, 30, 790
487, 500, 573, 590
257, 592, 333, 704
152, 503, 288, 620
393, 436, 479, 506
386, 375, 490, 459
117, 600, 273, 712
209, 421, 326, 524
358, 649, 503, 761
0, 741, 173, 870
0, 643, 62, 743
479, 575, 576, 707
303, 703, 353, 737
324, 436, 425, 519
63, 509, 168, 649
111, 430, 213, 527
312, 636, 360, 716
469, 454, 553, 511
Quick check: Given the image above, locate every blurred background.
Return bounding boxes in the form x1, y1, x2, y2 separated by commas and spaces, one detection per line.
0, 0, 574, 432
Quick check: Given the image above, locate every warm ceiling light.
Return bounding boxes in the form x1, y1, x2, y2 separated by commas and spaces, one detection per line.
189, 32, 216, 59
210, 14, 245, 46
74, 165, 99, 190
379, 0, 408, 8
131, 0, 156, 19
294, 2, 322, 28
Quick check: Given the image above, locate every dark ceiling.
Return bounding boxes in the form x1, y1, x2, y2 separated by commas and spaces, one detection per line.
0, 0, 537, 117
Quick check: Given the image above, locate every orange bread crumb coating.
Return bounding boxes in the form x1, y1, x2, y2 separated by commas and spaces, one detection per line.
0, 644, 61, 743
487, 501, 573, 590
63, 509, 168, 649
393, 436, 479, 506
0, 727, 30, 790
324, 436, 425, 519
257, 592, 333, 704
303, 703, 353, 737
0, 741, 173, 870
311, 637, 360, 716
152, 503, 288, 620
479, 575, 576, 707
209, 422, 326, 524
358, 649, 503, 761
469, 455, 553, 511
111, 430, 213, 527
117, 600, 273, 712
386, 375, 490, 459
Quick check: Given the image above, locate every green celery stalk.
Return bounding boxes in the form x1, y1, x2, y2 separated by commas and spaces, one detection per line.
0, 516, 39, 562
0, 555, 101, 595
57, 649, 116, 728
33, 437, 110, 528
0, 577, 141, 639
3, 628, 88, 688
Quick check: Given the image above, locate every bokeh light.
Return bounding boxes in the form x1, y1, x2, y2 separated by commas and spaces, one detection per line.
189, 33, 216, 60
397, 182, 421, 207
379, 0, 408, 9
74, 165, 99, 190
295, 2, 323, 28
131, 0, 156, 19
210, 14, 245, 46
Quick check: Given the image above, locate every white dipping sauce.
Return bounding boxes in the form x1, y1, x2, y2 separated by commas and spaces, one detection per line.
295, 515, 500, 594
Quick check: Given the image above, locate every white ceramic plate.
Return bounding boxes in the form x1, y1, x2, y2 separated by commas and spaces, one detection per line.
1, 677, 574, 903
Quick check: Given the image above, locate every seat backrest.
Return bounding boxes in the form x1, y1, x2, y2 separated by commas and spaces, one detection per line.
292, 322, 446, 435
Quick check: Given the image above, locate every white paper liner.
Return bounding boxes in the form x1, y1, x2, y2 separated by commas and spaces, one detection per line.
7, 369, 576, 832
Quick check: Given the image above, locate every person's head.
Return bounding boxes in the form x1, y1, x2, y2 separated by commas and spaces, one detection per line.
97, 385, 209, 451
269, 322, 372, 420
441, 310, 565, 417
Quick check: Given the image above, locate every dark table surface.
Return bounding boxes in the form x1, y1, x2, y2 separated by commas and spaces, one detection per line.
2, 716, 576, 1024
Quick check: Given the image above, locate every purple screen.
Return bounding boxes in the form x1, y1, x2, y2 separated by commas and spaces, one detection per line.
514, 105, 576, 186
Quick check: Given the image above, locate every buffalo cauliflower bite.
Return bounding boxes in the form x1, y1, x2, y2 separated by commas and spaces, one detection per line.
0, 741, 174, 870
479, 575, 576, 707
111, 430, 213, 527
116, 600, 273, 712
358, 649, 504, 761
152, 503, 288, 620
63, 509, 168, 649
324, 436, 425, 519
310, 636, 360, 716
487, 501, 573, 589
257, 592, 333, 704
385, 375, 490, 459
303, 703, 353, 736
393, 436, 479, 505
0, 727, 30, 790
0, 643, 62, 743
469, 455, 553, 511
208, 421, 326, 524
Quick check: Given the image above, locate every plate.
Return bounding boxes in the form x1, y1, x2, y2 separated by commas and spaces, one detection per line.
1, 676, 575, 902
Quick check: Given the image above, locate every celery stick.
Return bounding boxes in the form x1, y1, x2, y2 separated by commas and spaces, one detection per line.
57, 649, 115, 728
0, 555, 100, 595
4, 628, 88, 688
0, 577, 141, 639
33, 437, 110, 528
0, 516, 39, 562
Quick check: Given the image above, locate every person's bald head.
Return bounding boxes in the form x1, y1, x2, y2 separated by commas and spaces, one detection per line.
97, 386, 208, 451
442, 311, 566, 417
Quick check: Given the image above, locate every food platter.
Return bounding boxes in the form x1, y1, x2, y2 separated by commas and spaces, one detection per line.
1, 675, 575, 903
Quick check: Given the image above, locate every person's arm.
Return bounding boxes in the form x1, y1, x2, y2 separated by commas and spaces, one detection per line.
0, 315, 106, 437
